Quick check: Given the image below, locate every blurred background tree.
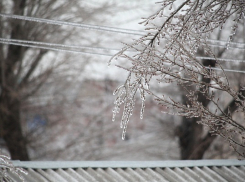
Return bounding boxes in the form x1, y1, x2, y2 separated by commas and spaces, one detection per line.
0, 0, 112, 160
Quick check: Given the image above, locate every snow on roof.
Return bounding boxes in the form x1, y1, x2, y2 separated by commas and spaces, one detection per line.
7, 160, 245, 182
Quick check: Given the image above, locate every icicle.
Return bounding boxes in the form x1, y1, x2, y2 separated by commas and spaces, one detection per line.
140, 100, 145, 119
122, 132, 126, 140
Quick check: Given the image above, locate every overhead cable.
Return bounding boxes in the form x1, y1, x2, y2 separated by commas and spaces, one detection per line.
205, 43, 245, 50
2, 40, 245, 74
0, 13, 145, 36
197, 56, 245, 63
1, 40, 244, 73
207, 39, 245, 47
205, 67, 245, 74
0, 38, 120, 52
1, 38, 245, 64
1, 13, 245, 49
0, 40, 113, 56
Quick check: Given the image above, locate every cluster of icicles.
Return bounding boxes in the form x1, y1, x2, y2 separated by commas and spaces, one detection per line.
112, 77, 146, 140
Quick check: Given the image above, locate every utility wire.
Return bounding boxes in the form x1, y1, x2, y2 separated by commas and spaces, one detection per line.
0, 40, 113, 56
196, 57, 245, 63
1, 40, 245, 74
0, 38, 120, 52
207, 39, 245, 48
205, 67, 245, 74
1, 39, 245, 65
1, 14, 245, 74
1, 13, 245, 49
205, 43, 245, 50
2, 37, 245, 52
0, 13, 145, 36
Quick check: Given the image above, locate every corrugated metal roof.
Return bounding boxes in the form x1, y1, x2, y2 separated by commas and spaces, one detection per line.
6, 160, 245, 182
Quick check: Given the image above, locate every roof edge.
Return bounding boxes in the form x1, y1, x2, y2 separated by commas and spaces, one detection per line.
12, 159, 245, 169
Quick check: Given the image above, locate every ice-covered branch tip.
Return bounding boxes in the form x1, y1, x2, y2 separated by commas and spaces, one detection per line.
112, 74, 147, 140
0, 153, 28, 181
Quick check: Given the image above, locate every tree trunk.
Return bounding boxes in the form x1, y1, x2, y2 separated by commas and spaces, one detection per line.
176, 57, 216, 159
0, 0, 29, 159
176, 117, 204, 159
0, 87, 29, 160
188, 134, 216, 159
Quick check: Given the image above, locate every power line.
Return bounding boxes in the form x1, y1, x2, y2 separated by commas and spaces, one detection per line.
0, 40, 113, 56
205, 43, 245, 50
1, 40, 245, 74
205, 67, 245, 74
2, 40, 245, 74
1, 13, 245, 50
1, 39, 245, 66
207, 39, 245, 48
0, 38, 120, 53
2, 38, 245, 63
196, 57, 245, 63
0, 13, 145, 36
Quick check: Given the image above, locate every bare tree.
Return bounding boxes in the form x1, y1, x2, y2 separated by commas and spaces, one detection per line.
111, 0, 245, 158
0, 0, 111, 160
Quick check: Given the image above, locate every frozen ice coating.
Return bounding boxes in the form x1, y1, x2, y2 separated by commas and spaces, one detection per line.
0, 154, 27, 181
110, 0, 245, 158
112, 75, 147, 140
